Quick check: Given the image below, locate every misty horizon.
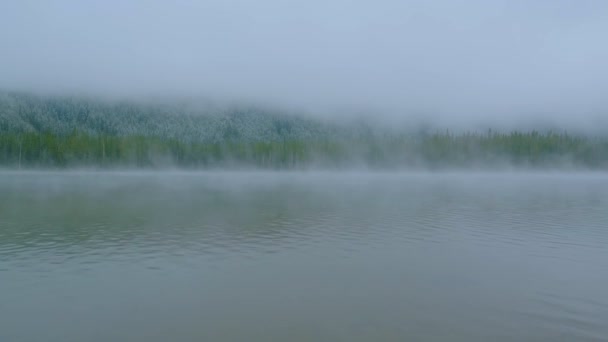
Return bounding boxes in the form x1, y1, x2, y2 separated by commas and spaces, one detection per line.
3, 2, 608, 340
1, 0, 607, 130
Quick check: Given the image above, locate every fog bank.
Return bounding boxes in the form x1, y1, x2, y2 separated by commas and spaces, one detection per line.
1, 0, 607, 129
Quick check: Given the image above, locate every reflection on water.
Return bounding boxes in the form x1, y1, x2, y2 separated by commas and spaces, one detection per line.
1, 172, 607, 341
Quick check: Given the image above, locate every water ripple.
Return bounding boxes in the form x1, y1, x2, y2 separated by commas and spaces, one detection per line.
1, 172, 608, 341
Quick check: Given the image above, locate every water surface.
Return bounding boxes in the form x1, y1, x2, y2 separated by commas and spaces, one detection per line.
1, 172, 607, 341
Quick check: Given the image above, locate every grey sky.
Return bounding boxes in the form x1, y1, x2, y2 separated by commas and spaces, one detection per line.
1, 0, 607, 126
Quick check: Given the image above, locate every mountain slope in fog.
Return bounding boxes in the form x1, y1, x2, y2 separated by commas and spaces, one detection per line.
0, 92, 349, 142
1, 91, 608, 169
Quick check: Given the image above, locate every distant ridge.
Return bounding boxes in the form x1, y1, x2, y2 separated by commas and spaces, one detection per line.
1, 92, 607, 169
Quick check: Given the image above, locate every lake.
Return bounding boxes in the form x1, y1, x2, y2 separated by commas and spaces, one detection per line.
1, 171, 607, 341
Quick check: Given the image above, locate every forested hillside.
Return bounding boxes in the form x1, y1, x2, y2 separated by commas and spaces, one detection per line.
1, 92, 607, 169
0, 92, 337, 142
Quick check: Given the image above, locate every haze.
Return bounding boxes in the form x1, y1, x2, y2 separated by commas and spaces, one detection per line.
1, 0, 607, 128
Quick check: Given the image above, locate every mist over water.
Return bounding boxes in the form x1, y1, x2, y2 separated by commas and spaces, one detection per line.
2, 0, 608, 340
1, 172, 608, 341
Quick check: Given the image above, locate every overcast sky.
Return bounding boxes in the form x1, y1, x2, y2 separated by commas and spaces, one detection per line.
1, 0, 607, 127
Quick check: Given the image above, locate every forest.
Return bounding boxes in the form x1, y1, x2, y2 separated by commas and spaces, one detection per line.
1, 91, 607, 169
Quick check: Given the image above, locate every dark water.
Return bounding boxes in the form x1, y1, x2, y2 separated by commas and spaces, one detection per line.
1, 172, 607, 341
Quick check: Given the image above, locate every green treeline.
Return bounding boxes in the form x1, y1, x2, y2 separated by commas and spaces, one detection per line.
2, 92, 608, 169
2, 130, 607, 169
0, 131, 318, 168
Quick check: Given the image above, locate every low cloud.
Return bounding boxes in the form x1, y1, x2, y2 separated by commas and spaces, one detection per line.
1, 0, 607, 129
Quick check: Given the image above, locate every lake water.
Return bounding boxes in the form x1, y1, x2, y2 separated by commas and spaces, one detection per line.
1, 172, 607, 341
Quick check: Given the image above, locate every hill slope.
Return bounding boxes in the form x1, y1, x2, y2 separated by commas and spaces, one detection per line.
1, 92, 607, 169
